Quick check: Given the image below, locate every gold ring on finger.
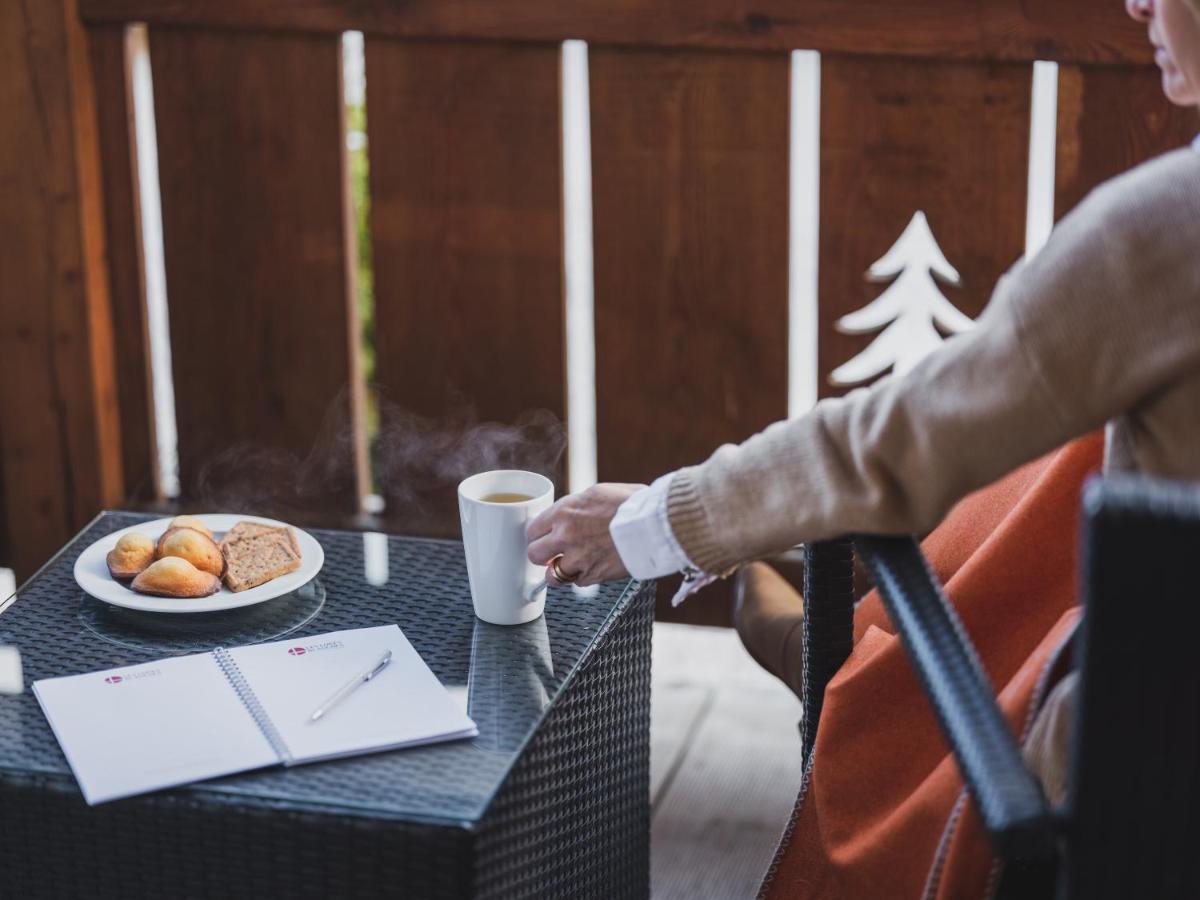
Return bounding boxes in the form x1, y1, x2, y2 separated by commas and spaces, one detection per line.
549, 553, 582, 584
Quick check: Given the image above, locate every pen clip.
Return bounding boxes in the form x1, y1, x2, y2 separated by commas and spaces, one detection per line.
365, 650, 392, 680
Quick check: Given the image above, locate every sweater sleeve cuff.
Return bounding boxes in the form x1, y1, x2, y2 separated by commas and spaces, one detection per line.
666, 468, 744, 574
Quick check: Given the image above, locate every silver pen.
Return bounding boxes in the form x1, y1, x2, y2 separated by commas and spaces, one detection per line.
307, 649, 392, 724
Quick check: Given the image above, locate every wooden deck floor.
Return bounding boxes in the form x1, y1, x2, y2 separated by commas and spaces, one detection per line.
650, 623, 805, 899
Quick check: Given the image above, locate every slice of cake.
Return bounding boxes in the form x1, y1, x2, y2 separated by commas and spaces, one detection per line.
221, 531, 302, 592
220, 521, 301, 556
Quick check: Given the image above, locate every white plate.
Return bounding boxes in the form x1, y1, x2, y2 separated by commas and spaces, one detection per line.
73, 514, 325, 614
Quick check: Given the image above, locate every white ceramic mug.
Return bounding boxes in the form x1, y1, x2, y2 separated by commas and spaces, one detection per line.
458, 470, 554, 625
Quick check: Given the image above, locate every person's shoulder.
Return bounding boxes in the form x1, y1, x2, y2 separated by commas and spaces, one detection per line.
1051, 148, 1200, 261
1011, 146, 1200, 322
1084, 147, 1200, 222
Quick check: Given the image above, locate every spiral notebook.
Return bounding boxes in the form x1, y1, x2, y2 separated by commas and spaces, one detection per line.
33, 625, 477, 805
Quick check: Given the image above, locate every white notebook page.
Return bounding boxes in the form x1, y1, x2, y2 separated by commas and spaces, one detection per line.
34, 653, 277, 805
228, 625, 477, 763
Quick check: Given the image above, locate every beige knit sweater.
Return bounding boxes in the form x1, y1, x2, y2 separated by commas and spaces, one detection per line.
668, 148, 1200, 574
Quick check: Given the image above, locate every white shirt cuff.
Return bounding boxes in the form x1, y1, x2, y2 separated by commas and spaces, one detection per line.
609, 474, 695, 580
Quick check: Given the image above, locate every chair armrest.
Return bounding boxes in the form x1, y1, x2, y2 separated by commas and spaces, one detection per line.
1062, 475, 1200, 899
800, 539, 856, 765
855, 535, 1057, 861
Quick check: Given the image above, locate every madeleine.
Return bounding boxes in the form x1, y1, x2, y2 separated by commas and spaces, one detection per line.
157, 527, 225, 577
106, 532, 155, 580
167, 515, 213, 540
131, 557, 221, 598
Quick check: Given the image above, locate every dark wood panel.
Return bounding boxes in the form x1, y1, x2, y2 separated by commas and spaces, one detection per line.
79, 0, 1155, 66
0, 0, 125, 580
150, 27, 366, 516
591, 47, 789, 486
818, 56, 1032, 398
590, 47, 787, 627
89, 24, 159, 500
367, 41, 565, 534
1056, 64, 1200, 217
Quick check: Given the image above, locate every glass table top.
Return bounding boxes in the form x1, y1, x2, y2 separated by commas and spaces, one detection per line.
0, 511, 645, 826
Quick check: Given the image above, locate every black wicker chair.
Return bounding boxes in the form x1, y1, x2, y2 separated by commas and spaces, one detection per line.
801, 473, 1200, 899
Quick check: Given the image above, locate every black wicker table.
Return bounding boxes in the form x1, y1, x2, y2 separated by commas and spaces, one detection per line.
0, 512, 655, 899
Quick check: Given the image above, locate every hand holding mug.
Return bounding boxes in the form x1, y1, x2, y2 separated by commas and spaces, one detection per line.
525, 484, 645, 588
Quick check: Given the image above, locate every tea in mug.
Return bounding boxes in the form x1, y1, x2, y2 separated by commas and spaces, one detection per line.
481, 493, 534, 504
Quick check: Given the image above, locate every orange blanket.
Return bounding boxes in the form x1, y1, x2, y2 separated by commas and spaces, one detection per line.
764, 433, 1104, 899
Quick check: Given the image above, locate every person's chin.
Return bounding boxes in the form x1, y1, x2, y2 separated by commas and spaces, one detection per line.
1159, 67, 1199, 107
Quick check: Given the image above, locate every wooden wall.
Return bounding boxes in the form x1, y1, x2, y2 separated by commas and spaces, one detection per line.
1, 0, 126, 580
366, 40, 566, 533
817, 56, 1032, 400
76, 0, 1158, 63
2, 1, 1196, 626
591, 47, 790, 485
149, 27, 367, 517
89, 24, 158, 502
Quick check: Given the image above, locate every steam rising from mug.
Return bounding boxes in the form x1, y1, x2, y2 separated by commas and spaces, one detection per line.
192, 387, 565, 520
375, 401, 565, 509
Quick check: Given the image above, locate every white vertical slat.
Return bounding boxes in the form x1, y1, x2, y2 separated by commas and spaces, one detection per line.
362, 531, 389, 586
343, 30, 378, 514
1025, 61, 1060, 259
562, 40, 598, 493
129, 25, 180, 498
343, 32, 368, 154
0, 645, 21, 694
342, 31, 365, 109
788, 50, 822, 419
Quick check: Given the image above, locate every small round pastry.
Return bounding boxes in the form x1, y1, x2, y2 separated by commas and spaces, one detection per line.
106, 532, 155, 580
157, 527, 225, 577
131, 557, 221, 598
167, 515, 213, 540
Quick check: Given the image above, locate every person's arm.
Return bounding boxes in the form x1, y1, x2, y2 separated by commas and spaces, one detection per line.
529, 149, 1200, 585
667, 150, 1200, 574
665, 270, 1062, 571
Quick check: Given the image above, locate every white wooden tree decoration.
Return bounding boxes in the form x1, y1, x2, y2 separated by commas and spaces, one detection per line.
829, 211, 976, 387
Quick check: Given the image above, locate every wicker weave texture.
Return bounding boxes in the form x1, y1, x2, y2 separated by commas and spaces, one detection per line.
0, 512, 654, 898
1, 772, 472, 898
475, 585, 653, 899
1065, 477, 1200, 900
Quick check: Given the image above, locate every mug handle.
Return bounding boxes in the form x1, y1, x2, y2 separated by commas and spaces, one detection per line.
525, 576, 550, 601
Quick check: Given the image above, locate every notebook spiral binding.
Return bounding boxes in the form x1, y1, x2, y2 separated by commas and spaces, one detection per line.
213, 647, 294, 765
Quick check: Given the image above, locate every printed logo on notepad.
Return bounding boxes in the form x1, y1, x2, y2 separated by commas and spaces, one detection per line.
286, 640, 345, 658
101, 668, 161, 685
